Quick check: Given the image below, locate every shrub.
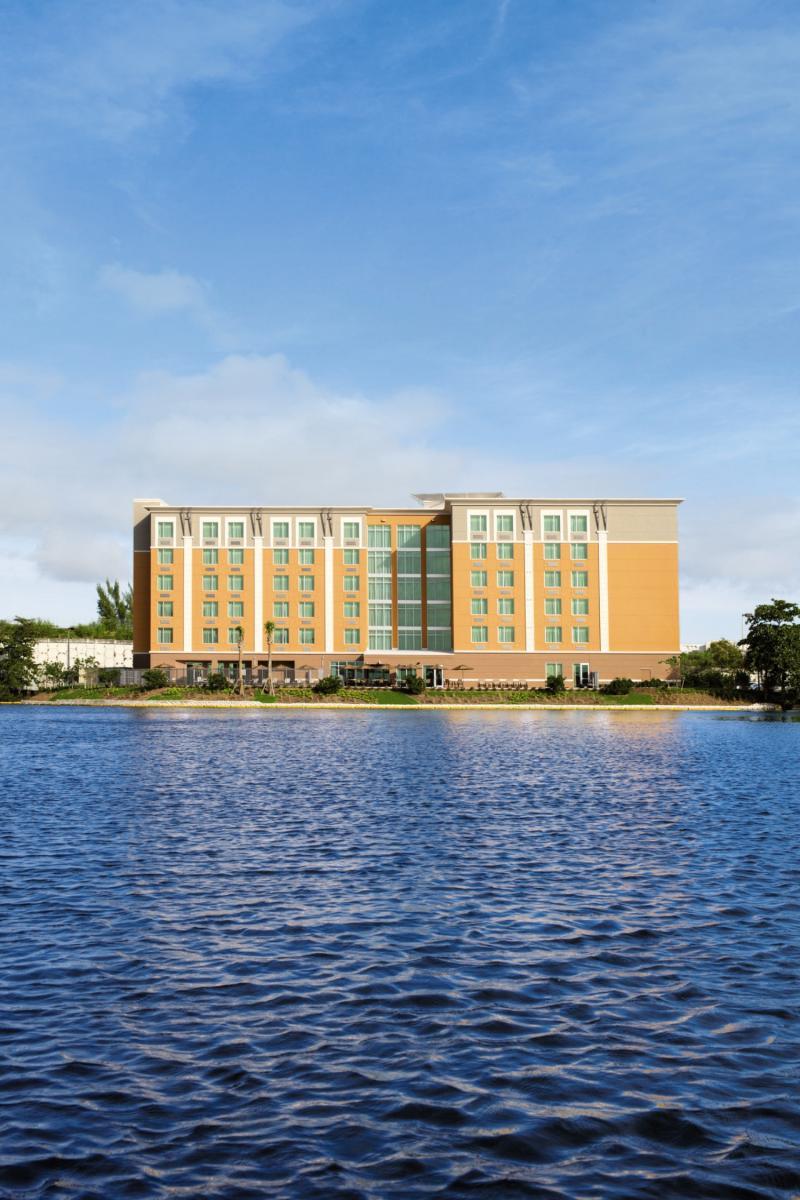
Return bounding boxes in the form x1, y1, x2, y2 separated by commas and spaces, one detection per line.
98, 668, 121, 686
142, 668, 169, 690
315, 675, 343, 695
545, 673, 565, 694
602, 677, 633, 695
404, 675, 426, 694
205, 672, 229, 692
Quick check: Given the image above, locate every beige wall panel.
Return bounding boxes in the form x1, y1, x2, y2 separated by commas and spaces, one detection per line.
606, 505, 678, 542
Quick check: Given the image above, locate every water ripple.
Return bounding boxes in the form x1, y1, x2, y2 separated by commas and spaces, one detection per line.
0, 707, 799, 1198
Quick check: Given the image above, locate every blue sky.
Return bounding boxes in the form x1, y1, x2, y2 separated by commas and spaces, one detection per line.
1, 0, 799, 642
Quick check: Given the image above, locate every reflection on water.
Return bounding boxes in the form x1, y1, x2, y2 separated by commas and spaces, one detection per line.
1, 708, 799, 1199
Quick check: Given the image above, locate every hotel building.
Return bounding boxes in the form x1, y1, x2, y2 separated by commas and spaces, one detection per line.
133, 493, 681, 687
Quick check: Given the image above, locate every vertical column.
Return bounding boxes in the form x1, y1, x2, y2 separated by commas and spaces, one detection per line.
523, 530, 535, 652
182, 536, 193, 651
598, 530, 609, 651
324, 535, 334, 653
253, 536, 263, 653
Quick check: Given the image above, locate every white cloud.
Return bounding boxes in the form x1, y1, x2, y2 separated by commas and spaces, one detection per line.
98, 264, 210, 316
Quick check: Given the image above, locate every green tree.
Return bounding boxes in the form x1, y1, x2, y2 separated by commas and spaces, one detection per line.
96, 580, 133, 637
0, 618, 40, 698
264, 621, 276, 695
742, 599, 800, 703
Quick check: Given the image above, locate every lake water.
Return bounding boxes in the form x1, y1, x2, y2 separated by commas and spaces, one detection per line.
1, 707, 799, 1199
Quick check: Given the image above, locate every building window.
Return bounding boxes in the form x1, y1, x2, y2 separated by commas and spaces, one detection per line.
545, 626, 562, 643
425, 550, 450, 575
202, 521, 219, 540
203, 548, 219, 565
228, 575, 244, 591
299, 575, 314, 592
398, 603, 421, 628
544, 570, 561, 588
344, 576, 360, 592
546, 662, 563, 680
344, 549, 360, 565
201, 575, 218, 592
573, 626, 590, 643
273, 601, 289, 617
544, 543, 561, 560
470, 514, 487, 534
572, 598, 589, 615
397, 550, 421, 574
157, 627, 173, 643
273, 627, 289, 645
298, 628, 315, 645
427, 603, 451, 628
203, 601, 218, 617
426, 524, 450, 547
229, 548, 244, 565
228, 627, 243, 644
498, 597, 515, 615
471, 625, 488, 643
344, 628, 360, 644
543, 514, 561, 534
470, 542, 487, 560
157, 548, 174, 564
497, 543, 514, 559
299, 601, 315, 618
298, 521, 315, 540
228, 521, 244, 539
545, 598, 562, 615
498, 626, 515, 643
273, 548, 289, 565
426, 578, 450, 601
471, 570, 487, 587
273, 575, 289, 591
368, 550, 391, 574
157, 601, 173, 617
496, 514, 513, 534
471, 598, 488, 615
572, 571, 589, 588
157, 574, 174, 590
570, 514, 588, 535
202, 628, 219, 644
343, 521, 360, 540
397, 524, 421, 547
344, 601, 360, 618
571, 543, 588, 560
398, 577, 421, 600
368, 603, 392, 626
298, 549, 314, 565
228, 602, 244, 618
368, 525, 391, 548
272, 521, 289, 539
157, 520, 174, 540
369, 630, 392, 650
497, 570, 514, 588
398, 631, 422, 650
428, 630, 452, 651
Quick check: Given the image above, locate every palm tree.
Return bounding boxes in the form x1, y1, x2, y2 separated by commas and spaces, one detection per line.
234, 625, 244, 695
264, 621, 275, 695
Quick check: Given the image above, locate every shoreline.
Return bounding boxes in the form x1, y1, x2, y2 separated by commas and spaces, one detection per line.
8, 699, 779, 712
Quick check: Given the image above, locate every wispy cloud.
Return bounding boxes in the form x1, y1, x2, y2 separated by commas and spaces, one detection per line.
5, 0, 319, 142
99, 264, 210, 316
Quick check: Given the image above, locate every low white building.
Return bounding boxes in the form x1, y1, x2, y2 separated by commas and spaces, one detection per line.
34, 638, 133, 682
